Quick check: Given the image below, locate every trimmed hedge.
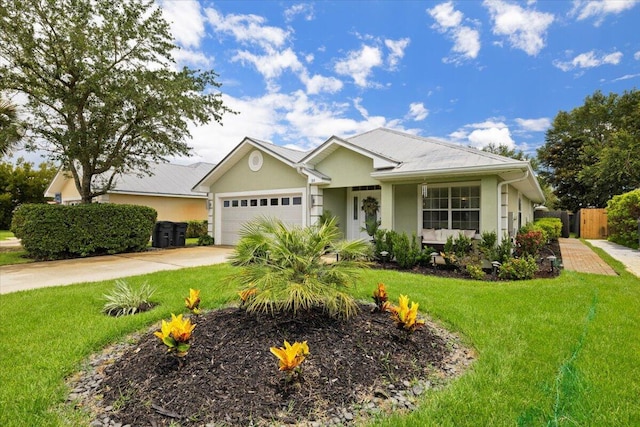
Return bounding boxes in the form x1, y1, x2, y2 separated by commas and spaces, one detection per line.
534, 217, 562, 241
11, 203, 157, 260
186, 220, 208, 238
607, 189, 640, 249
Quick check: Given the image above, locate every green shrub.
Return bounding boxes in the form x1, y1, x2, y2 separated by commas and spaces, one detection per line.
197, 234, 214, 246
392, 231, 417, 269
535, 217, 562, 241
373, 228, 392, 260
498, 255, 538, 280
11, 203, 156, 260
479, 231, 499, 262
515, 230, 546, 257
607, 189, 640, 249
496, 235, 514, 263
102, 280, 156, 317
186, 220, 208, 238
466, 263, 486, 280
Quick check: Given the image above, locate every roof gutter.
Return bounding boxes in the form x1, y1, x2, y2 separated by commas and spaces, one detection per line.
497, 170, 529, 240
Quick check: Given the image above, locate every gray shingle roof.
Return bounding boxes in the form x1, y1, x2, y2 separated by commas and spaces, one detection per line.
346, 128, 526, 173
110, 162, 214, 197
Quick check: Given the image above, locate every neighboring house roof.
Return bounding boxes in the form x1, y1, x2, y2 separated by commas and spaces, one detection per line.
194, 127, 544, 202
46, 162, 215, 199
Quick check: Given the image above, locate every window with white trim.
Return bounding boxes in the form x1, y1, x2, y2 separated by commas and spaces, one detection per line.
422, 185, 480, 231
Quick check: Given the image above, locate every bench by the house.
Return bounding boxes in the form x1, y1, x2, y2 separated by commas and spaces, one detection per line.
421, 228, 477, 248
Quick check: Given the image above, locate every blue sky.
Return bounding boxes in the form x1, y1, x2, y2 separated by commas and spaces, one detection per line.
16, 0, 640, 165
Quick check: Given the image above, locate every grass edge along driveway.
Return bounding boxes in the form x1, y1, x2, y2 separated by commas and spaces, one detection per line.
0, 254, 639, 426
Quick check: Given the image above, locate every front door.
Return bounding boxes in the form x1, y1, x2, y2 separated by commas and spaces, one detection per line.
347, 190, 380, 240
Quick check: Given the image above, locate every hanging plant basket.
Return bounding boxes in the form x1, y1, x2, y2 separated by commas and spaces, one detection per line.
361, 196, 379, 216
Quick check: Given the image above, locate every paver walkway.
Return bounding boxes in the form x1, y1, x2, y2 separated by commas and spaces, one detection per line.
558, 238, 617, 276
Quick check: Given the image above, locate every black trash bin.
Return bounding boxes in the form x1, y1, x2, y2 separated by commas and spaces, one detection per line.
173, 222, 188, 247
152, 221, 174, 248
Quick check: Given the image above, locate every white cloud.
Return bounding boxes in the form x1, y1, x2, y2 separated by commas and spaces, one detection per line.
334, 45, 384, 87
484, 0, 554, 56
449, 118, 515, 148
635, 51, 640, 60
182, 91, 411, 162
385, 38, 410, 69
553, 50, 623, 71
515, 117, 551, 131
407, 102, 429, 121
305, 53, 314, 63
205, 7, 290, 49
301, 73, 343, 95
160, 0, 205, 49
451, 26, 481, 59
571, 0, 639, 25
428, 2, 481, 63
612, 73, 640, 82
173, 48, 212, 67
468, 127, 515, 149
284, 3, 315, 22
233, 47, 303, 81
429, 1, 463, 28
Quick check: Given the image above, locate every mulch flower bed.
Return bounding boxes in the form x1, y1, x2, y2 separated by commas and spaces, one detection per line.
379, 240, 562, 281
68, 304, 474, 427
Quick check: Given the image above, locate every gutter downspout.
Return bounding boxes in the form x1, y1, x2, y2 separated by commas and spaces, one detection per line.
497, 170, 529, 240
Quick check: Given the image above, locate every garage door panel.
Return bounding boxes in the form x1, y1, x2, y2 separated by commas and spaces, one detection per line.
220, 193, 303, 245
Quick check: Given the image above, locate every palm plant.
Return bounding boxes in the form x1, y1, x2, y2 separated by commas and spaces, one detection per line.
0, 98, 22, 156
229, 216, 371, 319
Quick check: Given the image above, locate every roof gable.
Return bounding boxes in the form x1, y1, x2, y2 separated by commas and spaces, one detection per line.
193, 137, 308, 191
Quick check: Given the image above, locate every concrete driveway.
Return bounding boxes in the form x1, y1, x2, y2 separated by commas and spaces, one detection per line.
0, 246, 234, 294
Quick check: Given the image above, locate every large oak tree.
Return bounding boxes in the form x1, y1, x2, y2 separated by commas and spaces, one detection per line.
538, 89, 640, 212
0, 0, 233, 203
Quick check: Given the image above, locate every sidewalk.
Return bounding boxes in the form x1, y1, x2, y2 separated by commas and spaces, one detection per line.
587, 239, 640, 278
0, 246, 234, 294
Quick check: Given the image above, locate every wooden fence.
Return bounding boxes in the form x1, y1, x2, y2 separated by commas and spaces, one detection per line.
579, 208, 608, 239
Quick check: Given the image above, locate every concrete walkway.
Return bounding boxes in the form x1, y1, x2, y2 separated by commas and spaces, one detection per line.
587, 239, 640, 278
558, 238, 617, 276
0, 246, 234, 294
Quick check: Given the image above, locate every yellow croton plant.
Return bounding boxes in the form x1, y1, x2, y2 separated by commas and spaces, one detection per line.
185, 288, 202, 314
372, 282, 389, 310
389, 294, 425, 333
270, 340, 310, 372
154, 313, 196, 357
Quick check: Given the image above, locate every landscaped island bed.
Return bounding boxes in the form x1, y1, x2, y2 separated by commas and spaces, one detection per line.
71, 304, 472, 426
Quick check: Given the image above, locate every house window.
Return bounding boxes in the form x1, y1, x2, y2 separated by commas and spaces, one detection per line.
281, 197, 290, 205
353, 197, 358, 220
260, 199, 268, 206
231, 200, 239, 207
292, 197, 302, 205
422, 185, 480, 231
241, 199, 248, 207
223, 200, 230, 208
270, 198, 279, 206
250, 199, 258, 207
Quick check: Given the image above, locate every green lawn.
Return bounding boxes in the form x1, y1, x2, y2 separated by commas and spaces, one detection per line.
1, 254, 638, 426
0, 230, 14, 240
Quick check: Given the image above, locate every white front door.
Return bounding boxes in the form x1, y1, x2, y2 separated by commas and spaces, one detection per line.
347, 189, 381, 240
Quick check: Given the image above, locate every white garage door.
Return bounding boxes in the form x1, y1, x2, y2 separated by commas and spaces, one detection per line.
220, 193, 304, 245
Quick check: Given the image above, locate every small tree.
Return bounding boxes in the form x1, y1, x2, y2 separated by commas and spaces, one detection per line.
0, 159, 57, 229
0, 0, 233, 203
230, 217, 370, 319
